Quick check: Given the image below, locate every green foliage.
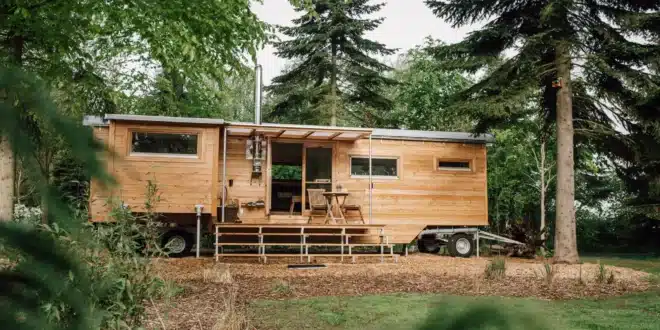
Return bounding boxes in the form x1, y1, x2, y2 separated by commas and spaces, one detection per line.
267, 0, 397, 125
484, 257, 506, 280
272, 165, 303, 180
272, 280, 294, 296
385, 38, 473, 131
540, 263, 555, 286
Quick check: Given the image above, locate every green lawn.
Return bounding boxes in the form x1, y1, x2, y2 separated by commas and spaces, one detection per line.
581, 255, 660, 275
249, 256, 660, 330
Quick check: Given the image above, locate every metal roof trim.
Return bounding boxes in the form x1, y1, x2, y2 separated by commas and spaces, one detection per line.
82, 114, 493, 143
371, 129, 494, 144
82, 116, 109, 127
104, 114, 225, 125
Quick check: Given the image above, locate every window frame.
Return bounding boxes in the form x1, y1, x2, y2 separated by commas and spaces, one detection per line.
349, 155, 400, 180
127, 128, 203, 160
434, 157, 474, 173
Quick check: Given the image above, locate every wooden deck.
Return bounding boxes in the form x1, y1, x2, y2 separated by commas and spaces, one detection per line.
214, 223, 397, 263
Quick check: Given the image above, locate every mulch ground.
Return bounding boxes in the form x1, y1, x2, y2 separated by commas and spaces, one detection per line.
144, 254, 657, 330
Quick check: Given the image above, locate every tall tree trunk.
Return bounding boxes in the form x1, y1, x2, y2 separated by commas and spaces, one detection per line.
540, 138, 546, 240
0, 136, 14, 221
330, 41, 338, 126
553, 43, 579, 264
0, 34, 24, 221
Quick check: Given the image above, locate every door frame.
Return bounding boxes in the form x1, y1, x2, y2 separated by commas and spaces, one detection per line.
301, 141, 335, 215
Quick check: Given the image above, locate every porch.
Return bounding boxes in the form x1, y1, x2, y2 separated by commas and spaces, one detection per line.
217, 122, 376, 226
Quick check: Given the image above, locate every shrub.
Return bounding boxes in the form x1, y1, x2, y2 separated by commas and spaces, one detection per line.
596, 262, 615, 284
539, 263, 555, 286
12, 203, 43, 226
272, 280, 294, 295
484, 257, 506, 280
11, 181, 178, 329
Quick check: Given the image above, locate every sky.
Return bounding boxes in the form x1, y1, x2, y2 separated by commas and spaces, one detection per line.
252, 0, 480, 84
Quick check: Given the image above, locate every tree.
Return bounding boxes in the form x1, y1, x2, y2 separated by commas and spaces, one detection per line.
0, 0, 267, 222
268, 0, 396, 126
383, 38, 473, 131
426, 0, 660, 263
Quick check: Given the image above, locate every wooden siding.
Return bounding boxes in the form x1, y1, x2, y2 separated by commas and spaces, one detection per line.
90, 122, 219, 221
89, 126, 111, 221
218, 136, 267, 221
334, 138, 488, 243
90, 121, 488, 244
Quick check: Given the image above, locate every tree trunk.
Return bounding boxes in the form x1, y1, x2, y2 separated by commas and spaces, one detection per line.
553, 43, 579, 264
540, 139, 546, 240
0, 34, 24, 221
330, 41, 338, 126
0, 136, 14, 221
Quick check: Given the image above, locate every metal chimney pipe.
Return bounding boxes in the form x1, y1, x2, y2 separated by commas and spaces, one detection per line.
254, 64, 262, 125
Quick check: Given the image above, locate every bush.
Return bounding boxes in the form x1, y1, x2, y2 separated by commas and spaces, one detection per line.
7, 181, 178, 329
484, 257, 506, 280
12, 204, 43, 226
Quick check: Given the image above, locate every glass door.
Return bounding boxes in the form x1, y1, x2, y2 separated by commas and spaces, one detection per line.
303, 146, 333, 210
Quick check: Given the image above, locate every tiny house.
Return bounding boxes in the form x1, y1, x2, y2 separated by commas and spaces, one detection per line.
84, 114, 493, 260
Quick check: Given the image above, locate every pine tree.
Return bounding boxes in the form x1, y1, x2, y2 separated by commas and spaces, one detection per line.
268, 0, 396, 126
425, 0, 660, 263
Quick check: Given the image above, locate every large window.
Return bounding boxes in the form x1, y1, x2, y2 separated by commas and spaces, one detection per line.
350, 156, 398, 178
130, 132, 198, 156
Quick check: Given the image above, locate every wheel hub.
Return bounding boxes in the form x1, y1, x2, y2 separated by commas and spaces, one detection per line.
167, 235, 186, 254
455, 238, 471, 255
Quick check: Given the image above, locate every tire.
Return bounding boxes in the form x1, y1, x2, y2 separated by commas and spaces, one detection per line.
448, 233, 474, 258
417, 237, 441, 254
161, 231, 193, 257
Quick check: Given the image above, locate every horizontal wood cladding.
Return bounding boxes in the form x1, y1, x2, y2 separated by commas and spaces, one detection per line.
218, 137, 267, 220
336, 138, 489, 234
90, 127, 112, 221
91, 122, 218, 219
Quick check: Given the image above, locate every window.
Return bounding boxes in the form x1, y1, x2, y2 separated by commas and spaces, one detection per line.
350, 156, 398, 178
437, 160, 471, 171
130, 132, 198, 156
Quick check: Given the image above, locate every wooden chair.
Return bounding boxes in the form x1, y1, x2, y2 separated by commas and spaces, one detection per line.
342, 189, 365, 224
289, 195, 301, 217
306, 189, 327, 224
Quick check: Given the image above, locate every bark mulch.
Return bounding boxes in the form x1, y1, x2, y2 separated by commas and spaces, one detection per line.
144, 254, 657, 329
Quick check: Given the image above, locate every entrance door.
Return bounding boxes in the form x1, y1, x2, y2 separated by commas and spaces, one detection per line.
303, 145, 333, 211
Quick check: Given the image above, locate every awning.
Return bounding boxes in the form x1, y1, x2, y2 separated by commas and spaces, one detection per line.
226, 122, 372, 141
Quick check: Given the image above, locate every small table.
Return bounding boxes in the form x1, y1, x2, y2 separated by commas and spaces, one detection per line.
322, 192, 349, 224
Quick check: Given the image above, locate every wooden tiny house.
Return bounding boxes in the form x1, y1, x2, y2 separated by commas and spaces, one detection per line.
85, 114, 492, 259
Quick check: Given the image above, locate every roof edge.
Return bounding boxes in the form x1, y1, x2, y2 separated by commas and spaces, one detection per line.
83, 115, 108, 127
105, 114, 225, 125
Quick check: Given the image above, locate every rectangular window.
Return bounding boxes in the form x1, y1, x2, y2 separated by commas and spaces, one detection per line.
350, 156, 398, 178
437, 160, 471, 171
131, 132, 198, 156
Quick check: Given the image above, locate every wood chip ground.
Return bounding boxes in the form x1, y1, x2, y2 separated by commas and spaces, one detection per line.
144, 254, 657, 330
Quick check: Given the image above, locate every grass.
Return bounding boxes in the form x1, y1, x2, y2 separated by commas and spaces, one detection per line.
249, 292, 660, 330
581, 255, 660, 275
249, 255, 660, 330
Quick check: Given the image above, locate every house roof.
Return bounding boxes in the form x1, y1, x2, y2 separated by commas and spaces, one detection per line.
82, 114, 494, 144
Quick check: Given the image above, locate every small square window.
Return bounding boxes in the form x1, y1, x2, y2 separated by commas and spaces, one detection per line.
350, 157, 398, 178
437, 160, 471, 171
131, 132, 198, 155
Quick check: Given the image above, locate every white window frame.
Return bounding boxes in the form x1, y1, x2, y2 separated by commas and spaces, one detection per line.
350, 155, 399, 179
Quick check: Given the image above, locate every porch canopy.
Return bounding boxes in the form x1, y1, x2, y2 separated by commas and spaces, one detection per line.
225, 122, 372, 141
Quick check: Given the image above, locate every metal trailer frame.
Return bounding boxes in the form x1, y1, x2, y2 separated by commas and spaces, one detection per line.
418, 227, 525, 257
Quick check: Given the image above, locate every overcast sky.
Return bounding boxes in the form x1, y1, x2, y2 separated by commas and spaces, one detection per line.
252, 0, 480, 84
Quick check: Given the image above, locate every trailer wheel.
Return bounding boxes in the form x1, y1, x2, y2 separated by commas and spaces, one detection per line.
161, 231, 193, 257
448, 233, 474, 258
417, 237, 441, 254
